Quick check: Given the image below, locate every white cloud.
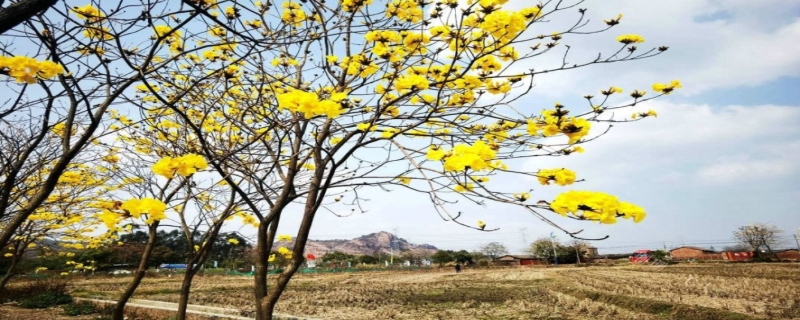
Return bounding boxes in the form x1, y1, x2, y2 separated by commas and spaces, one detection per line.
499, 0, 800, 99
697, 159, 796, 184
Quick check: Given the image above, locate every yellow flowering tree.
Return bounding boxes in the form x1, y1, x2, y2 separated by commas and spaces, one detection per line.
0, 0, 234, 270
0, 160, 113, 291
3, 0, 682, 319
110, 1, 682, 319
101, 109, 254, 319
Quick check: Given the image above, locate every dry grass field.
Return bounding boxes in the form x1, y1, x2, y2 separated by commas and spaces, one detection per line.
50, 263, 799, 319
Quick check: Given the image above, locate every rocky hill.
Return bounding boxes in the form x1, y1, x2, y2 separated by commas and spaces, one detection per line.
294, 231, 437, 257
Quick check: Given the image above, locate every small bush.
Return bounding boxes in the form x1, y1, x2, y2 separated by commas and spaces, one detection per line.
0, 278, 69, 303
18, 291, 73, 309
63, 301, 98, 316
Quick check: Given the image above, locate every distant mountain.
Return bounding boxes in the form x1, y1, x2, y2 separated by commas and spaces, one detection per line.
287, 231, 438, 257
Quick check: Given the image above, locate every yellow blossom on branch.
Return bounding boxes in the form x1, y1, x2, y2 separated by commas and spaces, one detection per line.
617, 34, 645, 44
537, 168, 577, 186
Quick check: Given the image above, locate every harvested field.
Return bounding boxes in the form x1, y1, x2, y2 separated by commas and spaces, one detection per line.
53, 263, 799, 319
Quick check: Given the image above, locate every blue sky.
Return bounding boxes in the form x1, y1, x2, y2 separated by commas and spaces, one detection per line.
258, 0, 800, 255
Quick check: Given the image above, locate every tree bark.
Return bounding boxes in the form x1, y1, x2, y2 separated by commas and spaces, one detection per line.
112, 223, 158, 320
176, 269, 196, 320
0, 0, 57, 35
0, 256, 19, 293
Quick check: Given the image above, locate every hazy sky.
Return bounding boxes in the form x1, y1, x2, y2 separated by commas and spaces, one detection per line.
238, 0, 800, 254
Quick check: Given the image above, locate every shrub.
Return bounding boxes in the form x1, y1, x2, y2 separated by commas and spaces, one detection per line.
62, 301, 98, 316
18, 291, 73, 308
0, 278, 69, 303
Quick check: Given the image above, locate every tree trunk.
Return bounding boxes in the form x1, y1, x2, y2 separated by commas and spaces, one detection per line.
254, 219, 275, 320
259, 259, 304, 320
176, 268, 196, 320
0, 257, 18, 293
112, 223, 158, 320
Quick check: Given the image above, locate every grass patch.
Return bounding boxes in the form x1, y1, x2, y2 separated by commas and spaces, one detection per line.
62, 301, 98, 316
18, 291, 73, 309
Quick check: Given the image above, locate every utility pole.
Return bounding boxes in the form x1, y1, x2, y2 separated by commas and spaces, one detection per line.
519, 227, 529, 253
550, 232, 558, 265
519, 227, 528, 244
794, 233, 800, 251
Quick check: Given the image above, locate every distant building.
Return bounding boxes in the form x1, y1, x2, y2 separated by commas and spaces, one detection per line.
494, 255, 546, 266
776, 249, 800, 261
723, 251, 754, 261
669, 246, 723, 261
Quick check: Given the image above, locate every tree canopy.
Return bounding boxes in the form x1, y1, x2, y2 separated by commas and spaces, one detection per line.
0, 0, 680, 319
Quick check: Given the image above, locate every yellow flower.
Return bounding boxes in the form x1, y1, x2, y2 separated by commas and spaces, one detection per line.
356, 123, 377, 131
442, 141, 497, 172
652, 80, 682, 94
454, 183, 474, 192
120, 198, 167, 223
71, 5, 105, 22
0, 56, 65, 83
426, 145, 446, 161
514, 192, 530, 202
616, 34, 645, 44
477, 220, 486, 229
152, 157, 177, 178
227, 238, 240, 245
381, 128, 398, 138
277, 234, 292, 242
397, 177, 411, 185
549, 190, 644, 224
601, 86, 623, 95
538, 168, 577, 186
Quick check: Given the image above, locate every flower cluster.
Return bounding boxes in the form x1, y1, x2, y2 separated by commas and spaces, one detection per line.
72, 4, 112, 54
281, 2, 308, 26
652, 80, 682, 94
537, 168, 577, 186
550, 190, 646, 224
530, 107, 592, 144
153, 25, 183, 55
276, 90, 346, 119
617, 34, 645, 44
426, 141, 498, 172
120, 198, 168, 224
152, 154, 208, 179
0, 56, 65, 83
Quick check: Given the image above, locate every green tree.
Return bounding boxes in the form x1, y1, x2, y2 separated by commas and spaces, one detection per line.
357, 255, 379, 265
321, 251, 356, 266
431, 250, 455, 266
